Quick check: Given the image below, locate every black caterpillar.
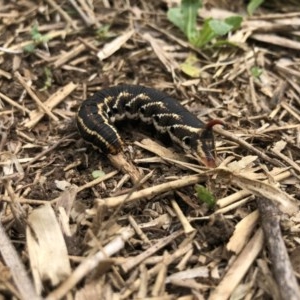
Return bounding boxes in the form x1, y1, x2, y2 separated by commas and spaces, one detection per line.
76, 85, 221, 167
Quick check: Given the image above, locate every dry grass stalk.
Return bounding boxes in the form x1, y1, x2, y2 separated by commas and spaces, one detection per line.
24, 81, 77, 128
151, 254, 168, 296
23, 133, 77, 168
69, 0, 100, 27
209, 229, 264, 300
45, 0, 78, 29
121, 230, 184, 273
215, 167, 298, 215
251, 34, 300, 50
215, 195, 254, 214
217, 169, 292, 208
15, 71, 58, 121
171, 199, 195, 234
97, 174, 205, 208
142, 33, 179, 74
128, 215, 151, 245
135, 138, 186, 161
0, 91, 31, 114
0, 29, 73, 56
214, 125, 283, 167
120, 242, 197, 299
0, 222, 39, 300
272, 141, 300, 173
76, 170, 118, 193
46, 227, 135, 300
53, 43, 87, 68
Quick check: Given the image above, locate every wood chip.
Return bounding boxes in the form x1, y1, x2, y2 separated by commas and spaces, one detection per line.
27, 204, 71, 294
97, 30, 135, 60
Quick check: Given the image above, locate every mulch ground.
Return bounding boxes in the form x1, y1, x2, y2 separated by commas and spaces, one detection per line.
0, 1, 300, 299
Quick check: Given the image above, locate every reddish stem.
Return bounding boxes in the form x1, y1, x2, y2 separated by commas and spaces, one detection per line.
205, 119, 224, 129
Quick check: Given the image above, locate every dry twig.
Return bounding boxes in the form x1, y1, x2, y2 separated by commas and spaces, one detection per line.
257, 198, 300, 300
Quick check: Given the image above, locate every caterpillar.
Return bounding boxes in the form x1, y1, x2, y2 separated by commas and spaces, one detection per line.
76, 85, 222, 167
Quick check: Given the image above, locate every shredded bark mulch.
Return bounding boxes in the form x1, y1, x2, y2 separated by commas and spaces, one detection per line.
0, 1, 300, 299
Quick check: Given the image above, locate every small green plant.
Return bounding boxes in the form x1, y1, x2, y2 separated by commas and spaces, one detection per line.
92, 170, 105, 179
247, 0, 264, 15
23, 23, 50, 53
251, 66, 263, 78
96, 24, 111, 40
40, 67, 52, 91
195, 184, 216, 208
167, 0, 242, 48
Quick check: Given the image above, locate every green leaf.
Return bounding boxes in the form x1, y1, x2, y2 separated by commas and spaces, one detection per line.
40, 67, 52, 91
167, 0, 202, 43
247, 0, 264, 16
23, 43, 36, 53
30, 23, 49, 43
224, 15, 243, 30
167, 7, 186, 33
180, 53, 201, 77
167, 0, 242, 48
194, 16, 242, 48
251, 66, 263, 78
195, 184, 216, 208
31, 24, 40, 40
209, 39, 240, 48
194, 18, 217, 47
209, 19, 233, 36
92, 170, 105, 179
96, 24, 111, 40
181, 0, 202, 42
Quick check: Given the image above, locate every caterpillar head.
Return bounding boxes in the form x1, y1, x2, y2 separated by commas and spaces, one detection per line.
182, 120, 224, 168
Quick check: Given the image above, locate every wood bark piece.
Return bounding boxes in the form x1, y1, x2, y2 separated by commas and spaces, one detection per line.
257, 197, 300, 300
226, 210, 259, 254
108, 152, 142, 184
27, 204, 71, 294
97, 30, 135, 60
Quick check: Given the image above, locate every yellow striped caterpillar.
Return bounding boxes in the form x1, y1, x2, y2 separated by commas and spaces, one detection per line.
76, 85, 222, 167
